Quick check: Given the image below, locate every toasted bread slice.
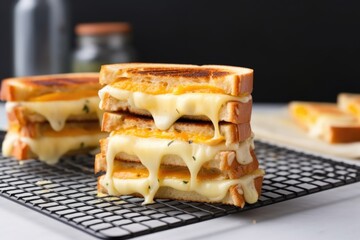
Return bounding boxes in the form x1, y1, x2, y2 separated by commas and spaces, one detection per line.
1, 73, 100, 101
289, 101, 360, 143
95, 144, 259, 179
7, 120, 102, 138
101, 112, 252, 145
100, 92, 252, 124
338, 93, 360, 119
99, 63, 253, 96
96, 160, 264, 208
6, 104, 99, 126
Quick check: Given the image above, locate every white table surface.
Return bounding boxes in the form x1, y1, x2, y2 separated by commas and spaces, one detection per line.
0, 103, 359, 240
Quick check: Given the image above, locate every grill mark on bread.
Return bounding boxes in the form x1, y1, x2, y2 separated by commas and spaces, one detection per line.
128, 68, 231, 78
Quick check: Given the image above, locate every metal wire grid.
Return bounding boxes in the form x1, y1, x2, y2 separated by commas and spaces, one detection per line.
0, 141, 359, 240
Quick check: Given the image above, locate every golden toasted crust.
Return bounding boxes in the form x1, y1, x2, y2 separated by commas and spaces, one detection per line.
100, 93, 252, 124
101, 112, 252, 144
99, 63, 253, 96
97, 175, 263, 208
326, 125, 360, 143
1, 73, 100, 101
94, 146, 259, 179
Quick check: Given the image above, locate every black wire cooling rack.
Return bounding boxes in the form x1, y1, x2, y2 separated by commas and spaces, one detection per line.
0, 135, 359, 239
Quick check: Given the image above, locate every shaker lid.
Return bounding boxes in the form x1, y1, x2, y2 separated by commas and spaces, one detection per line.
75, 22, 131, 35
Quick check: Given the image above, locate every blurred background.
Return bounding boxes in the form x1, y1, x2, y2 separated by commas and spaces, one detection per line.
0, 0, 359, 102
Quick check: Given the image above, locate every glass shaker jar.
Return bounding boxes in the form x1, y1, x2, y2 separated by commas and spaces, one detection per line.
14, 0, 70, 76
72, 22, 137, 72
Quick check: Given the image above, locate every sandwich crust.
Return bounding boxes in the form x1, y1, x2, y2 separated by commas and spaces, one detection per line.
99, 63, 253, 96
1, 73, 100, 101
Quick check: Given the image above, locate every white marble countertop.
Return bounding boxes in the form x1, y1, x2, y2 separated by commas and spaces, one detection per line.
0, 103, 360, 240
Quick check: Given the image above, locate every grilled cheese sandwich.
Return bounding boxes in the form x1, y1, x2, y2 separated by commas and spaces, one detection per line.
1, 73, 106, 163
97, 63, 263, 207
289, 101, 360, 143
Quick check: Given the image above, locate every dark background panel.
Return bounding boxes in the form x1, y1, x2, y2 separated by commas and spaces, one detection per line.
1, 0, 359, 102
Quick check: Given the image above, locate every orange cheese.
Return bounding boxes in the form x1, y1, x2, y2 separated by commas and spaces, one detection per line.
29, 90, 98, 101
113, 127, 213, 143
110, 80, 225, 95
292, 105, 317, 126
42, 127, 101, 137
348, 104, 359, 116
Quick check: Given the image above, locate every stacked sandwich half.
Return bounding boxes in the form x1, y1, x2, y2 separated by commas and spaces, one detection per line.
96, 63, 264, 207
1, 73, 107, 164
289, 93, 360, 143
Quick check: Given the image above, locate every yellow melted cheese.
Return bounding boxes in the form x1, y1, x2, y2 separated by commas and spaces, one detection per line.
100, 134, 255, 204
99, 86, 251, 141
106, 169, 263, 204
5, 97, 102, 132
2, 132, 107, 164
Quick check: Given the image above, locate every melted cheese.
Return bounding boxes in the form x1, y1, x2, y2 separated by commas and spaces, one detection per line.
2, 132, 107, 164
2, 133, 18, 157
6, 97, 102, 132
101, 134, 254, 204
102, 169, 263, 204
99, 86, 251, 141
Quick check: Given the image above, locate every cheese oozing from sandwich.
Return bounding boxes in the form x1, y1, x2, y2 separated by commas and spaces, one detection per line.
101, 168, 263, 204
6, 96, 102, 132
290, 102, 357, 138
2, 132, 107, 164
99, 85, 251, 141
100, 133, 255, 204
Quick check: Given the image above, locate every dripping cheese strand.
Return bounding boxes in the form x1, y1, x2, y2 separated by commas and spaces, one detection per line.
98, 86, 251, 141
5, 96, 101, 132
